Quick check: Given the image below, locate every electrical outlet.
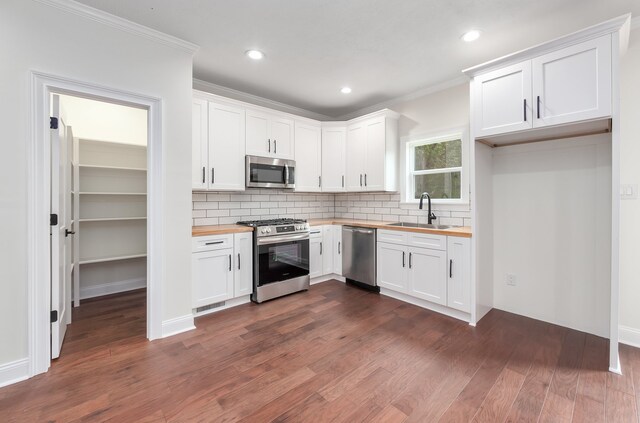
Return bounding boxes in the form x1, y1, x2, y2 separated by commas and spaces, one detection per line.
620, 184, 638, 200
506, 273, 517, 286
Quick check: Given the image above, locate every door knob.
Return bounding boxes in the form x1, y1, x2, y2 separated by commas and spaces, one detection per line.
65, 229, 75, 237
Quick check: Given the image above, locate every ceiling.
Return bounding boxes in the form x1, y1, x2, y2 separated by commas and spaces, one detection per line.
75, 0, 639, 119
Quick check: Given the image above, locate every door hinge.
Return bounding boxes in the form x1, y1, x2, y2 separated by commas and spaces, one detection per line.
50, 310, 58, 323
50, 214, 58, 226
50, 117, 58, 130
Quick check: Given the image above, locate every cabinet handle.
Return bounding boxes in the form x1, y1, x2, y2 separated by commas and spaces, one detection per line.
238, 253, 241, 270
229, 254, 232, 272
274, 139, 277, 154
319, 175, 321, 188
409, 252, 412, 269
205, 240, 224, 245
268, 139, 271, 152
537, 96, 541, 119
320, 242, 323, 255
523, 99, 527, 122
402, 251, 405, 267
342, 175, 344, 188
211, 168, 215, 184
364, 174, 367, 187
449, 259, 453, 278
202, 167, 205, 184
360, 174, 362, 186
338, 241, 341, 254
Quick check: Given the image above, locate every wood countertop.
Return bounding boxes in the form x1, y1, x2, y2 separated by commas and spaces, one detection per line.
192, 224, 253, 237
308, 218, 472, 238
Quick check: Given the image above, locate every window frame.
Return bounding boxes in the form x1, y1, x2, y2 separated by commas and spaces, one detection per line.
402, 127, 469, 205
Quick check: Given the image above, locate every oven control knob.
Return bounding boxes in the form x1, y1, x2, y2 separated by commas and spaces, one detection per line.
261, 228, 266, 234
266, 228, 271, 233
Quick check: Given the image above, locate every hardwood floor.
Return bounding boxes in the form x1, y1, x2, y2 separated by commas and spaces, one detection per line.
1, 281, 639, 422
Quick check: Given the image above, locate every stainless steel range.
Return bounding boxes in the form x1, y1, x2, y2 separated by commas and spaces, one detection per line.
237, 218, 310, 303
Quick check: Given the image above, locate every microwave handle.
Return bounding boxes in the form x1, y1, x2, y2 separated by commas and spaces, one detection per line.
284, 164, 289, 185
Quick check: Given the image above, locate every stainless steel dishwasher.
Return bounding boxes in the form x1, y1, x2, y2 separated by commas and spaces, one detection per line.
342, 226, 378, 291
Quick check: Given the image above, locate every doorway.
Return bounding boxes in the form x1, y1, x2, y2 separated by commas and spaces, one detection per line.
28, 72, 164, 377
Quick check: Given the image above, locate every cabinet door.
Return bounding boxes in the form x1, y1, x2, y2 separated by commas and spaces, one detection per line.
294, 122, 322, 192
363, 117, 386, 191
345, 123, 366, 191
408, 247, 447, 305
208, 102, 246, 191
332, 225, 342, 275
270, 116, 295, 159
474, 61, 533, 137
376, 242, 407, 292
322, 226, 333, 276
192, 98, 208, 189
447, 237, 471, 313
309, 235, 322, 279
233, 232, 253, 298
192, 248, 233, 308
245, 109, 271, 157
321, 127, 346, 192
532, 35, 611, 128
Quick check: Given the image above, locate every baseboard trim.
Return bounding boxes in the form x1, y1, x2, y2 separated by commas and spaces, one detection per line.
162, 314, 195, 338
0, 358, 29, 388
619, 325, 640, 349
379, 288, 471, 323
310, 274, 345, 285
80, 277, 146, 300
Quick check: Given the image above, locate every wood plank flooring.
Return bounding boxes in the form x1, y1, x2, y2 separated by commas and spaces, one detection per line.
1, 281, 639, 422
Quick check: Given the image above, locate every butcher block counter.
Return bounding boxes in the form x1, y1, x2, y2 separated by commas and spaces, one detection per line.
307, 218, 472, 238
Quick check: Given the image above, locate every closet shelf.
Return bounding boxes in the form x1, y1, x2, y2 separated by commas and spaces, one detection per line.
80, 217, 147, 222
79, 164, 147, 172
79, 192, 147, 196
79, 253, 147, 265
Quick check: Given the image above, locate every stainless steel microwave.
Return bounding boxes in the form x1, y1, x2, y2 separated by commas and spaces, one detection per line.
246, 155, 295, 189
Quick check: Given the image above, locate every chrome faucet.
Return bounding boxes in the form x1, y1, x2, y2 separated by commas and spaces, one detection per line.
419, 192, 437, 224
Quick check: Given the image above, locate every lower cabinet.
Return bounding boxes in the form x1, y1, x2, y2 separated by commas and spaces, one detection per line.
377, 242, 407, 292
408, 247, 447, 306
332, 225, 342, 275
309, 227, 323, 279
310, 225, 343, 279
192, 233, 253, 309
447, 236, 471, 313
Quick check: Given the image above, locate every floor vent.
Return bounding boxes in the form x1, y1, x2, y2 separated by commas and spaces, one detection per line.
196, 302, 225, 314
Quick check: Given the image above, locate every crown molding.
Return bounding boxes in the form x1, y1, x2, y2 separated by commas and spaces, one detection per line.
193, 78, 332, 121
33, 0, 199, 54
336, 76, 469, 121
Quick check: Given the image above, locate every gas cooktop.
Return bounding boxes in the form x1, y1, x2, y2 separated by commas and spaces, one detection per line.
236, 218, 307, 228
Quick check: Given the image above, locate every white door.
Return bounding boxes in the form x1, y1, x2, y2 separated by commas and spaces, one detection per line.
245, 109, 271, 157
447, 237, 471, 313
72, 137, 80, 307
322, 226, 333, 276
50, 94, 72, 359
332, 225, 343, 275
321, 127, 346, 192
270, 116, 294, 159
192, 248, 234, 308
309, 234, 323, 279
376, 242, 407, 293
345, 123, 366, 191
408, 247, 447, 305
363, 117, 385, 191
474, 60, 533, 138
233, 232, 253, 298
294, 123, 322, 192
192, 98, 208, 189
208, 102, 246, 191
532, 35, 611, 128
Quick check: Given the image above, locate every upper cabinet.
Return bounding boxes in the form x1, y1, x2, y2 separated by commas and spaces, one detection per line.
192, 98, 208, 190
246, 109, 294, 160
469, 34, 613, 141
294, 121, 322, 192
346, 112, 399, 192
321, 126, 347, 192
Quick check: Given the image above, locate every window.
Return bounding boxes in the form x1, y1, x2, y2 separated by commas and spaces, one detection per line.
405, 131, 468, 203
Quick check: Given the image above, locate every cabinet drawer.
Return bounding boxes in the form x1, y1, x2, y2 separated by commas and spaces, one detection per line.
408, 233, 446, 250
309, 227, 323, 238
377, 229, 408, 245
192, 234, 234, 253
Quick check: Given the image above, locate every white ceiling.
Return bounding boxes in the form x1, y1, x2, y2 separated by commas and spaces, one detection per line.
75, 0, 639, 118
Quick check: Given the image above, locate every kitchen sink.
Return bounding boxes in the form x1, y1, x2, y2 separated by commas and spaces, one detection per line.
388, 222, 457, 230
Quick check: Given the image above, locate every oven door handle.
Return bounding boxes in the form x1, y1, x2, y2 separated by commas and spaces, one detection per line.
257, 234, 310, 245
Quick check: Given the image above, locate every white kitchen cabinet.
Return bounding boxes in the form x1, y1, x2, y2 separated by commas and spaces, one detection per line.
246, 109, 294, 159
321, 126, 346, 192
309, 228, 323, 279
192, 98, 208, 189
192, 248, 234, 308
408, 247, 447, 305
532, 35, 611, 128
208, 102, 246, 190
474, 61, 533, 138
346, 112, 398, 192
332, 225, 343, 275
377, 242, 407, 292
233, 232, 253, 298
322, 226, 333, 275
294, 122, 322, 192
447, 236, 471, 313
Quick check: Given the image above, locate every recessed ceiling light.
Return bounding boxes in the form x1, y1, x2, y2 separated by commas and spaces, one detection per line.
245, 50, 264, 60
341, 87, 352, 94
461, 30, 481, 42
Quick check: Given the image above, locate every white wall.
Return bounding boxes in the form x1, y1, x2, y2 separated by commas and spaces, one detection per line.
491, 136, 612, 337
0, 0, 193, 366
619, 27, 640, 346
60, 95, 148, 146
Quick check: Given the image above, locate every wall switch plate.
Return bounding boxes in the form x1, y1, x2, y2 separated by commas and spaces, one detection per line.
620, 184, 638, 200
506, 273, 517, 286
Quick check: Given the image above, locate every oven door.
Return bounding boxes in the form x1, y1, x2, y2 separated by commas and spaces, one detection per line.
246, 156, 295, 189
256, 234, 309, 286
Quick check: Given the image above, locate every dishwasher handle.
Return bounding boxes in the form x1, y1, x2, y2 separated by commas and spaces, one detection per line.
343, 226, 374, 235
